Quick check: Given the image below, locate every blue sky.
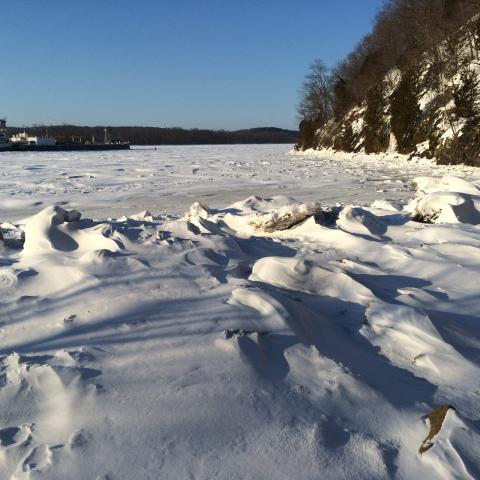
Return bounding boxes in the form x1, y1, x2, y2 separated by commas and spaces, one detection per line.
2, 1, 382, 129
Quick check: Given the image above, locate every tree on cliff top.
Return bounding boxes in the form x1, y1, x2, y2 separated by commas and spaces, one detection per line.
297, 59, 333, 125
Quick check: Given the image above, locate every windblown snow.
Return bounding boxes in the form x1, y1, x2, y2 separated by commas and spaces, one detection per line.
1, 145, 480, 479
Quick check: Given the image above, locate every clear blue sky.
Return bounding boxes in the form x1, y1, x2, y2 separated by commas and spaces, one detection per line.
2, 0, 382, 130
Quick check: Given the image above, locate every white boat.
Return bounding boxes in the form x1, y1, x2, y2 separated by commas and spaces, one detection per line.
0, 118, 12, 149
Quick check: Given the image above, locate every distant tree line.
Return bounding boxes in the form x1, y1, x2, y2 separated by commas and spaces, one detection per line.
9, 126, 298, 145
297, 0, 480, 149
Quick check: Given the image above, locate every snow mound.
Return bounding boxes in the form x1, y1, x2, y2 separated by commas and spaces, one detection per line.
228, 287, 289, 331
361, 303, 480, 387
407, 176, 480, 224
409, 192, 480, 224
370, 199, 400, 211
230, 195, 301, 214
222, 197, 323, 235
184, 202, 210, 220
337, 206, 388, 238
22, 206, 121, 256
413, 175, 480, 196
248, 203, 321, 232
250, 256, 374, 304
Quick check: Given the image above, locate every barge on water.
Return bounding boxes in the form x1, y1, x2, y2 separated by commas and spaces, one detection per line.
0, 119, 130, 152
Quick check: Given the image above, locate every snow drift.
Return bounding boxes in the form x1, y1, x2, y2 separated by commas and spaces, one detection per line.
1, 149, 480, 479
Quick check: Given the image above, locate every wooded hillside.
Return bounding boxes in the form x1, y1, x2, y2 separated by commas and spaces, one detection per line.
297, 0, 480, 166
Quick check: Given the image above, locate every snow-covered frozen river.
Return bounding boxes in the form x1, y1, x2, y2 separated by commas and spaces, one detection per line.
2, 144, 479, 220
2, 146, 480, 478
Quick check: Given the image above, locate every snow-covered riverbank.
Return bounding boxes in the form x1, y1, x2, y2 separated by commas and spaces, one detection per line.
1, 146, 480, 479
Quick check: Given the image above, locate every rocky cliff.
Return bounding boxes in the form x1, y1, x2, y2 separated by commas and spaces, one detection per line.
298, 15, 480, 167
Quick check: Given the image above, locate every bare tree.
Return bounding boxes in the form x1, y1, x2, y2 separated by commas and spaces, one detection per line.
297, 59, 333, 125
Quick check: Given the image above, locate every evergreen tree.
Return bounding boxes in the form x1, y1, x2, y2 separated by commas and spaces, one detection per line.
363, 85, 389, 153
391, 70, 421, 153
453, 70, 479, 119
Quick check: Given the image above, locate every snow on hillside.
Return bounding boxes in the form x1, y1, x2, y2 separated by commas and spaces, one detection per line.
302, 15, 480, 166
1, 146, 480, 479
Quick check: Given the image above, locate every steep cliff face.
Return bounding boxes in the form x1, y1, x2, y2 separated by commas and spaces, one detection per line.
299, 16, 480, 167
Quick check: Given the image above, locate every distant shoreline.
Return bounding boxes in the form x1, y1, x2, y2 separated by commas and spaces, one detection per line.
8, 126, 298, 145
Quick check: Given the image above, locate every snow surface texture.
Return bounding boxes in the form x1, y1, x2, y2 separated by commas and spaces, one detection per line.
1, 145, 480, 221
1, 146, 480, 479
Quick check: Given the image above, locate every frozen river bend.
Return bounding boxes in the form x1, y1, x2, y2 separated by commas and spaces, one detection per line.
1, 146, 480, 479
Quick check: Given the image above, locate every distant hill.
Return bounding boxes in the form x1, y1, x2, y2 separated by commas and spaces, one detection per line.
8, 126, 298, 145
